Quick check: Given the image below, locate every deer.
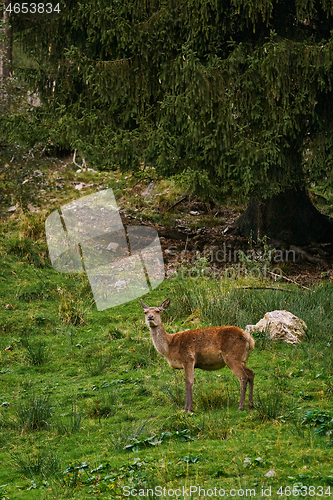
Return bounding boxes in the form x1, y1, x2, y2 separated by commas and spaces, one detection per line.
140, 298, 255, 413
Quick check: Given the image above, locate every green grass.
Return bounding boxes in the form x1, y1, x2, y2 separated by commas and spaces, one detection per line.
1, 213, 333, 499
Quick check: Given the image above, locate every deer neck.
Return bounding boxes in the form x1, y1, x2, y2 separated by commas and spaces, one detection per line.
148, 323, 170, 358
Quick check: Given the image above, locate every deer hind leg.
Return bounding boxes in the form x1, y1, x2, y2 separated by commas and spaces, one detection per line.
224, 359, 251, 411
245, 367, 255, 409
183, 363, 195, 413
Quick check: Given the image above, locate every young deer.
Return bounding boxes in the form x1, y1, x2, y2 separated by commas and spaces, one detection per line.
140, 298, 255, 412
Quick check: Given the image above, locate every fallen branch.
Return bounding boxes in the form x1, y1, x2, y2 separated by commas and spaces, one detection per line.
165, 195, 188, 213
290, 245, 325, 265
237, 286, 293, 292
268, 271, 311, 290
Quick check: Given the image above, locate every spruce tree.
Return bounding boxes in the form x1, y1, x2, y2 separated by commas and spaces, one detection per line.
11, 0, 333, 244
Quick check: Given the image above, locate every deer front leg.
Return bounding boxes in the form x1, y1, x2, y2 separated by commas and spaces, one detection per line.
183, 363, 195, 413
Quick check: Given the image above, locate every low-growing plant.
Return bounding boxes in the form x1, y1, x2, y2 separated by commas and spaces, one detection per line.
6, 237, 49, 267
16, 283, 46, 302
302, 410, 333, 440
123, 428, 196, 452
106, 325, 125, 340
59, 325, 78, 345
86, 389, 118, 420
237, 235, 276, 274
108, 420, 150, 452
62, 461, 91, 492
86, 353, 113, 377
60, 457, 159, 494
251, 329, 272, 350
243, 456, 264, 469
176, 254, 213, 279
324, 378, 333, 399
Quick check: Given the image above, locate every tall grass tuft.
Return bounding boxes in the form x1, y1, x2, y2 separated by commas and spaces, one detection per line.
13, 449, 60, 478
20, 334, 49, 365
54, 405, 82, 434
195, 375, 238, 411
57, 286, 87, 326
86, 353, 113, 377
25, 341, 49, 365
17, 395, 54, 432
157, 371, 185, 410
254, 391, 284, 422
108, 420, 150, 452
18, 212, 47, 241
198, 412, 231, 440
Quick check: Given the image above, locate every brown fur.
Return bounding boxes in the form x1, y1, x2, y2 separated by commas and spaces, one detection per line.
140, 298, 255, 412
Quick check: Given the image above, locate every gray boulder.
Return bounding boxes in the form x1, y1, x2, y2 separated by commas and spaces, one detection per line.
245, 310, 307, 344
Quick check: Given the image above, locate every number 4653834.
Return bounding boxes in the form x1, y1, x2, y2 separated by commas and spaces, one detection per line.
5, 3, 61, 14
277, 486, 331, 496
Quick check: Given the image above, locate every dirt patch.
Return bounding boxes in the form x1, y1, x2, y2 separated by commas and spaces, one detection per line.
120, 201, 333, 287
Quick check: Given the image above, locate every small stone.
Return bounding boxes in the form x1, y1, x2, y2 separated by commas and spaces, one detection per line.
8, 203, 19, 212
106, 242, 119, 252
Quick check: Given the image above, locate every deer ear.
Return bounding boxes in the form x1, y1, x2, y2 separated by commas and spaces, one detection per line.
140, 299, 148, 310
160, 298, 170, 311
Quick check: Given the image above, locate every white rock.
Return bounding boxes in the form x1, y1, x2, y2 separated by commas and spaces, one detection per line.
245, 310, 307, 344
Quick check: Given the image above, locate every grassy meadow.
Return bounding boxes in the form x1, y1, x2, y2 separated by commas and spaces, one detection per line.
0, 166, 333, 499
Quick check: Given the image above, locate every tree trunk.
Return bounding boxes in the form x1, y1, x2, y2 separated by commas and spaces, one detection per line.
235, 187, 333, 246
0, 0, 13, 78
